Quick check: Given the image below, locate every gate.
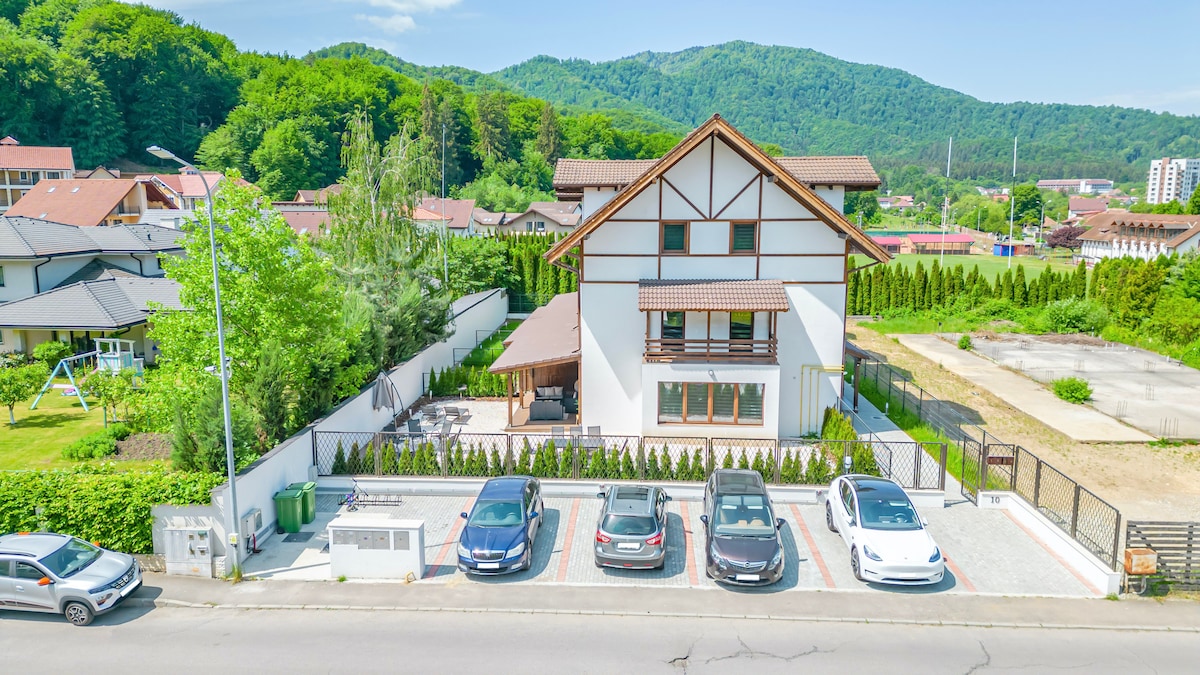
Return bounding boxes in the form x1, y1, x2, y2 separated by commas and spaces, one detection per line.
1126, 521, 1200, 589
959, 437, 983, 503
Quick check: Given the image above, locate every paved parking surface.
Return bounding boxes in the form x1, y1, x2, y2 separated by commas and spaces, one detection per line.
244, 492, 1101, 598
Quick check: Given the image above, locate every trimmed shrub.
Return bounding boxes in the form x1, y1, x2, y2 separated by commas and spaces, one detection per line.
396, 442, 413, 475
382, 442, 398, 475
62, 423, 132, 460
1052, 377, 1093, 404
957, 334, 973, 350
33, 340, 72, 365
331, 440, 347, 474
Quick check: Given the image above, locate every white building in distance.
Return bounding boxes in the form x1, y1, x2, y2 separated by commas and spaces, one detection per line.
1147, 158, 1200, 205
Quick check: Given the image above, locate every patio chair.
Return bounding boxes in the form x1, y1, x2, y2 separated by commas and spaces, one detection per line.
588, 426, 601, 437
443, 406, 460, 419
569, 426, 583, 437
406, 418, 422, 433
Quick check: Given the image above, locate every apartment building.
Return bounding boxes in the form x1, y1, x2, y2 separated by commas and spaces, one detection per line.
1147, 158, 1200, 205
0, 137, 76, 214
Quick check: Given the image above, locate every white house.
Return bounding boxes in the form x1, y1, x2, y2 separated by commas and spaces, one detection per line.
1078, 212, 1200, 264
494, 115, 888, 438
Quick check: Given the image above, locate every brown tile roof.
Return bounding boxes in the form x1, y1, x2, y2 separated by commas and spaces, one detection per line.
1069, 196, 1108, 213
0, 143, 75, 171
554, 156, 880, 190
279, 210, 330, 237
419, 197, 476, 229
1078, 212, 1200, 247
6, 179, 174, 227
638, 279, 789, 312
489, 293, 580, 373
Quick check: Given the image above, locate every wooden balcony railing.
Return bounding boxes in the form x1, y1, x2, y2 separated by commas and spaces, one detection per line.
644, 337, 777, 364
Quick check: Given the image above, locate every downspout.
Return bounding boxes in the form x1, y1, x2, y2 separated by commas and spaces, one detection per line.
33, 257, 50, 293
129, 253, 145, 276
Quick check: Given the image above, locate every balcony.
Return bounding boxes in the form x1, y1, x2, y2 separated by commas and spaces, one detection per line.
644, 337, 777, 364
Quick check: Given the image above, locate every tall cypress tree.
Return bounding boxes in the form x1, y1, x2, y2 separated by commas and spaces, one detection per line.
1013, 265, 1028, 306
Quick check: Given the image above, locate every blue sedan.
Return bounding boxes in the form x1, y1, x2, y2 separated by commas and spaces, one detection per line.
457, 476, 542, 575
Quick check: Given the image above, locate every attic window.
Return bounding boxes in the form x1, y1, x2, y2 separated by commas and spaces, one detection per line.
71, 187, 80, 193
39, 213, 47, 219
47, 187, 55, 193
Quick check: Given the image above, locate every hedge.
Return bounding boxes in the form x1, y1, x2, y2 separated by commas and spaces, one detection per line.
0, 465, 224, 554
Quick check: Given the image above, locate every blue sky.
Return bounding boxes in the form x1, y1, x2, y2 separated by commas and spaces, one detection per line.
134, 0, 1200, 116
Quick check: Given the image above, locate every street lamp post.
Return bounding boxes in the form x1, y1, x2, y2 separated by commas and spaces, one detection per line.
147, 145, 241, 578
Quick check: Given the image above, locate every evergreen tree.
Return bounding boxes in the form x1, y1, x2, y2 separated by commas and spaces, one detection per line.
647, 447, 661, 480
535, 101, 563, 161
1013, 265, 1028, 306
362, 442, 376, 475
382, 441, 398, 475
1072, 261, 1088, 299
397, 442, 413, 474
620, 449, 635, 480
331, 440, 347, 474
1001, 270, 1014, 301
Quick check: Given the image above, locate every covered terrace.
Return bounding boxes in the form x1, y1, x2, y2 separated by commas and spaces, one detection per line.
489, 292, 580, 431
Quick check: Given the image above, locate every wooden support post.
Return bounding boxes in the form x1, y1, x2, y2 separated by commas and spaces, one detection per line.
506, 372, 514, 429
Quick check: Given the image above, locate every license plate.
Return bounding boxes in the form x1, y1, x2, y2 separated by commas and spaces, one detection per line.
616, 543, 639, 551
735, 573, 759, 582
477, 562, 500, 569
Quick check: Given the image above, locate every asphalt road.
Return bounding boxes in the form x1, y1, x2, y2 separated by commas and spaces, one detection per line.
4, 606, 1197, 674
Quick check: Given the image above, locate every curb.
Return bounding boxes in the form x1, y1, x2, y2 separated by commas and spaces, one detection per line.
125, 598, 1200, 632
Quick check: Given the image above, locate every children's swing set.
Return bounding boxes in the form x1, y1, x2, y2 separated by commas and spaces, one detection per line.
30, 338, 144, 412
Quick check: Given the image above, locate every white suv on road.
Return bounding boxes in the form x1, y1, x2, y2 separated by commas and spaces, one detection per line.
0, 532, 142, 626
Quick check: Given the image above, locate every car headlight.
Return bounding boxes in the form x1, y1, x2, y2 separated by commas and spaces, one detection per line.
862, 545, 883, 562
506, 542, 526, 558
457, 543, 470, 559
710, 545, 728, 568
770, 548, 783, 568
929, 547, 942, 563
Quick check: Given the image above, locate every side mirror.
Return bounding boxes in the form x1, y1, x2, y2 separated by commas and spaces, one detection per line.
460, 512, 468, 519
920, 516, 929, 527
699, 514, 708, 526
38, 577, 54, 587
776, 518, 785, 530
530, 511, 540, 520
596, 492, 606, 499
665, 494, 673, 501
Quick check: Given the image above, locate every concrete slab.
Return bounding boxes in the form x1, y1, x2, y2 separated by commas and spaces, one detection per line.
972, 334, 1200, 440
896, 334, 1154, 443
243, 492, 1102, 598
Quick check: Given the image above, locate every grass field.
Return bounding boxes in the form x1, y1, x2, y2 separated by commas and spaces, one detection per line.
461, 320, 521, 368
883, 253, 1076, 278
0, 384, 105, 469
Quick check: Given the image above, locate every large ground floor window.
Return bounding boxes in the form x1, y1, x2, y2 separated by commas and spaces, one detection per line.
657, 382, 764, 425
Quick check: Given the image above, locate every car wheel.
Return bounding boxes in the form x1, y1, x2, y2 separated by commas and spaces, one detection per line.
64, 601, 94, 627
850, 547, 863, 582
825, 502, 838, 533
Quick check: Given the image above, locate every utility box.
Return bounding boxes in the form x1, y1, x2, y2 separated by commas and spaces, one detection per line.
1124, 547, 1157, 576
327, 517, 425, 580
164, 527, 213, 578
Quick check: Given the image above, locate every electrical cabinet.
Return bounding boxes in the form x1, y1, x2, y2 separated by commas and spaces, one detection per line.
164, 527, 214, 578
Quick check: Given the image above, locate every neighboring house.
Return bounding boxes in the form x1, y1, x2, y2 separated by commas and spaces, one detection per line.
0, 216, 185, 356
877, 195, 915, 213
138, 209, 197, 230
76, 166, 121, 180
0, 137, 76, 214
1068, 196, 1109, 219
5, 179, 176, 227
905, 233, 974, 255
471, 208, 515, 232
293, 184, 343, 205
142, 170, 230, 211
1147, 158, 1200, 205
1036, 179, 1114, 195
493, 201, 582, 235
0, 276, 181, 364
496, 115, 890, 439
418, 197, 476, 237
869, 235, 903, 254
1078, 213, 1200, 264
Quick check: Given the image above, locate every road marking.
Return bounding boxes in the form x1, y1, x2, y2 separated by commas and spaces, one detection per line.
790, 504, 835, 589
1001, 510, 1102, 596
940, 551, 977, 593
679, 501, 700, 587
425, 497, 473, 578
556, 498, 581, 582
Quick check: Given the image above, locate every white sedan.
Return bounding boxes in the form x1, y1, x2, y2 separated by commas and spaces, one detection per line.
825, 475, 945, 585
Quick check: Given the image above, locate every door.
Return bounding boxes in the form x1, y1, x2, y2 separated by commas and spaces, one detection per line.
9, 561, 57, 612
837, 482, 857, 548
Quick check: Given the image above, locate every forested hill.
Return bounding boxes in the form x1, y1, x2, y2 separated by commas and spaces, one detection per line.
493, 41, 1200, 182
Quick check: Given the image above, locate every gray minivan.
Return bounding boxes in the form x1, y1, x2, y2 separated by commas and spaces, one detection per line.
0, 532, 142, 626
593, 485, 670, 570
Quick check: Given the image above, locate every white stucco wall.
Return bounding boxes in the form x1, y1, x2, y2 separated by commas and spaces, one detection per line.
0, 260, 37, 303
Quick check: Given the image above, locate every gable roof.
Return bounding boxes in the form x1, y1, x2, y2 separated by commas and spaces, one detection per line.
418, 197, 476, 230
55, 260, 143, 288
1069, 196, 1108, 213
0, 277, 182, 330
907, 234, 975, 244
6, 179, 175, 226
545, 115, 891, 265
1078, 213, 1200, 247
0, 143, 75, 171
0, 217, 185, 259
553, 156, 880, 192
507, 201, 582, 227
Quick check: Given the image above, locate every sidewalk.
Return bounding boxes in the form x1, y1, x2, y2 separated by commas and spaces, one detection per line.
131, 573, 1200, 632
896, 334, 1153, 443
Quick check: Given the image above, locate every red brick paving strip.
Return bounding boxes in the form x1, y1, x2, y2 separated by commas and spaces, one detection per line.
425, 497, 473, 578
556, 498, 581, 582
1001, 510, 1102, 596
790, 504, 835, 589
941, 551, 977, 593
679, 501, 700, 587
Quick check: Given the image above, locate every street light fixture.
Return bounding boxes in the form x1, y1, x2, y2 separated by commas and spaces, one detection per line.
147, 145, 241, 578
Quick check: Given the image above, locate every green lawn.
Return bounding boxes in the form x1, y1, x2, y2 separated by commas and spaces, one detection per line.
884, 254, 1076, 278
461, 320, 522, 368
1, 383, 106, 470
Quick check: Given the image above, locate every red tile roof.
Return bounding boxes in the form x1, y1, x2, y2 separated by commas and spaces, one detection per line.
418, 197, 476, 229
279, 210, 330, 237
7, 179, 174, 227
870, 236, 904, 246
638, 279, 790, 312
1069, 197, 1108, 213
0, 144, 75, 171
906, 234, 975, 244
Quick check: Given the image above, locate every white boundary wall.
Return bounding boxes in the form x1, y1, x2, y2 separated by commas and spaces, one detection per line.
175, 289, 508, 574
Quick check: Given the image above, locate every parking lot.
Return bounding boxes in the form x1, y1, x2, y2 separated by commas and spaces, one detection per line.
243, 492, 1103, 598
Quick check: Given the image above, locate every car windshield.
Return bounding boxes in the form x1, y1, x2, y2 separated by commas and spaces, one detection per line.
601, 514, 656, 536
40, 538, 103, 578
859, 497, 922, 531
467, 500, 523, 527
712, 494, 775, 537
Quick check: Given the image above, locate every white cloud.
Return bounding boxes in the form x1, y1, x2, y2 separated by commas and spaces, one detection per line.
347, 0, 460, 35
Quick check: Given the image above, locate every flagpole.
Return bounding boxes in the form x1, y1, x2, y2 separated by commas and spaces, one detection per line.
941, 136, 952, 267
1008, 136, 1017, 270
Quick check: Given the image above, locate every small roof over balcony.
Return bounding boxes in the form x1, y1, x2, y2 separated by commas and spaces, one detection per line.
489, 292, 580, 374
637, 279, 790, 312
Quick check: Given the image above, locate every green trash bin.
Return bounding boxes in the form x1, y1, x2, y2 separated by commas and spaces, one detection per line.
274, 489, 304, 534
288, 481, 317, 524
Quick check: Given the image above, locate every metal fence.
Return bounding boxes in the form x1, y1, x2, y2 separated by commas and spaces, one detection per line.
313, 430, 945, 490
853, 354, 1123, 570
507, 293, 556, 314
1125, 521, 1200, 590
